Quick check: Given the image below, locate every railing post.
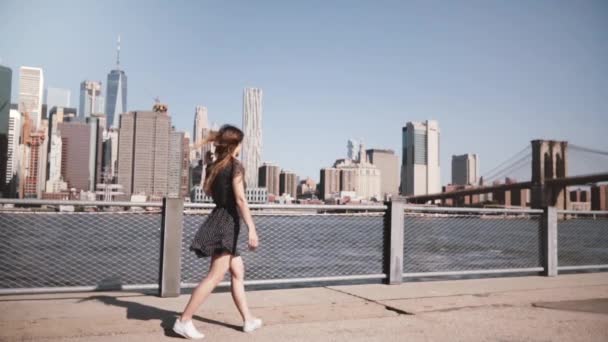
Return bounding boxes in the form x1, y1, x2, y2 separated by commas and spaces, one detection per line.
160, 197, 184, 297
542, 206, 558, 277
385, 200, 404, 284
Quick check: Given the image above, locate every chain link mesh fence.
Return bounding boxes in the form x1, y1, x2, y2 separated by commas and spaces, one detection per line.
558, 212, 608, 268
181, 208, 386, 285
403, 209, 543, 275
0, 207, 161, 291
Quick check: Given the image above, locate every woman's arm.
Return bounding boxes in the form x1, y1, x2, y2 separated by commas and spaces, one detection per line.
233, 171, 259, 250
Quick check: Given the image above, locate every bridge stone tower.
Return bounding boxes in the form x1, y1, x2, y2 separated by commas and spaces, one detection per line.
530, 140, 569, 210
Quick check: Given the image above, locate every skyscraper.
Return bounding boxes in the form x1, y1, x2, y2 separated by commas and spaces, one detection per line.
79, 81, 104, 120
334, 145, 382, 200
400, 120, 441, 196
452, 153, 479, 186
319, 168, 340, 200
242, 87, 263, 187
6, 109, 21, 196
58, 122, 92, 191
279, 171, 298, 198
0, 65, 12, 194
23, 131, 46, 198
87, 114, 105, 190
45, 87, 71, 111
347, 139, 360, 160
18, 66, 44, 131
367, 149, 400, 198
193, 105, 209, 145
192, 105, 212, 164
117, 108, 171, 197
105, 36, 128, 130
258, 162, 280, 196
168, 130, 185, 198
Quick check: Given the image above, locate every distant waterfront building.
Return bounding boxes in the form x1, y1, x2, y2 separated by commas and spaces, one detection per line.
334, 144, 382, 200
117, 108, 171, 197
79, 81, 104, 120
87, 114, 105, 190
452, 153, 479, 186
102, 128, 119, 182
297, 177, 317, 198
280, 171, 298, 198
401, 120, 441, 196
168, 130, 185, 198
58, 122, 92, 191
192, 185, 268, 204
192, 105, 213, 167
242, 87, 263, 187
258, 162, 280, 196
347, 139, 360, 160
105, 36, 128, 129
5, 109, 21, 196
23, 120, 48, 199
367, 149, 400, 198
0, 65, 12, 194
45, 134, 67, 193
181, 134, 190, 198
319, 168, 340, 200
591, 184, 608, 211
193, 105, 209, 145
45, 87, 71, 111
18, 66, 44, 131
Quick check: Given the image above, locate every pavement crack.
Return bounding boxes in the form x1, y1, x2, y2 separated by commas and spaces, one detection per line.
324, 287, 414, 316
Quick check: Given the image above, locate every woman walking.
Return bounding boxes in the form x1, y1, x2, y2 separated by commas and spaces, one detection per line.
173, 125, 261, 339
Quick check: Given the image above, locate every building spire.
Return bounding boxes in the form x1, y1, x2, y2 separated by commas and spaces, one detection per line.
116, 35, 121, 69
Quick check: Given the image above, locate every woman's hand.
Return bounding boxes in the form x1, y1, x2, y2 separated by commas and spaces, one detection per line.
248, 230, 259, 250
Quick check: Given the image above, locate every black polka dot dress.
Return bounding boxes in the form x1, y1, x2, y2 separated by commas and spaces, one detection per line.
190, 158, 245, 258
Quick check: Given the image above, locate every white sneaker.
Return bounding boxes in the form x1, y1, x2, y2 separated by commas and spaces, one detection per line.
243, 318, 263, 333
173, 318, 205, 340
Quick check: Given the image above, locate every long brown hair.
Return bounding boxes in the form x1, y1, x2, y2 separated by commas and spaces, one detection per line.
198, 124, 244, 195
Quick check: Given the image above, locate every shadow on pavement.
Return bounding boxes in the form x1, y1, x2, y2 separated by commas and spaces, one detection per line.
533, 298, 608, 315
80, 295, 241, 337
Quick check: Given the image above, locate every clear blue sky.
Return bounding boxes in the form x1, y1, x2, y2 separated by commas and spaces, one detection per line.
1, 0, 607, 184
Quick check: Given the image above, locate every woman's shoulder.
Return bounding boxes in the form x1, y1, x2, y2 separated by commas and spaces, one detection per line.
231, 157, 245, 175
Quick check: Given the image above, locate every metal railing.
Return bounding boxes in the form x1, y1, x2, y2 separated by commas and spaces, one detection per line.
0, 199, 163, 294
401, 206, 544, 278
557, 210, 608, 271
1, 198, 607, 296
181, 203, 387, 288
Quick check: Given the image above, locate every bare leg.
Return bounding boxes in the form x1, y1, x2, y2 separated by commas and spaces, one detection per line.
229, 256, 254, 322
180, 252, 231, 321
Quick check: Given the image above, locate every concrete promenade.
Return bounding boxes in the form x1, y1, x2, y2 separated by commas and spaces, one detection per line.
1, 273, 607, 341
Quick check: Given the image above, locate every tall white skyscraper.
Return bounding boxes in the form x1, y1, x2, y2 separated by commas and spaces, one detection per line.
452, 153, 479, 185
400, 120, 441, 196
18, 66, 44, 131
192, 105, 212, 165
193, 106, 209, 144
6, 109, 22, 191
105, 36, 128, 130
79, 81, 104, 120
242, 88, 263, 187
45, 87, 71, 111
347, 139, 360, 160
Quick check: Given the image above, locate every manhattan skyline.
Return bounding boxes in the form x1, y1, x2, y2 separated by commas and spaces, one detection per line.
1, 0, 607, 184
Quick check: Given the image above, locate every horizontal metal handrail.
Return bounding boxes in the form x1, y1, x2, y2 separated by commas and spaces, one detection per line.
184, 203, 387, 211
403, 267, 545, 278
0, 199, 163, 207
182, 274, 387, 288
0, 283, 159, 295
557, 265, 608, 271
557, 210, 608, 215
403, 205, 543, 215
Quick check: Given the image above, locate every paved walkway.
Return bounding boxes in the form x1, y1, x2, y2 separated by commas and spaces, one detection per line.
1, 273, 608, 341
